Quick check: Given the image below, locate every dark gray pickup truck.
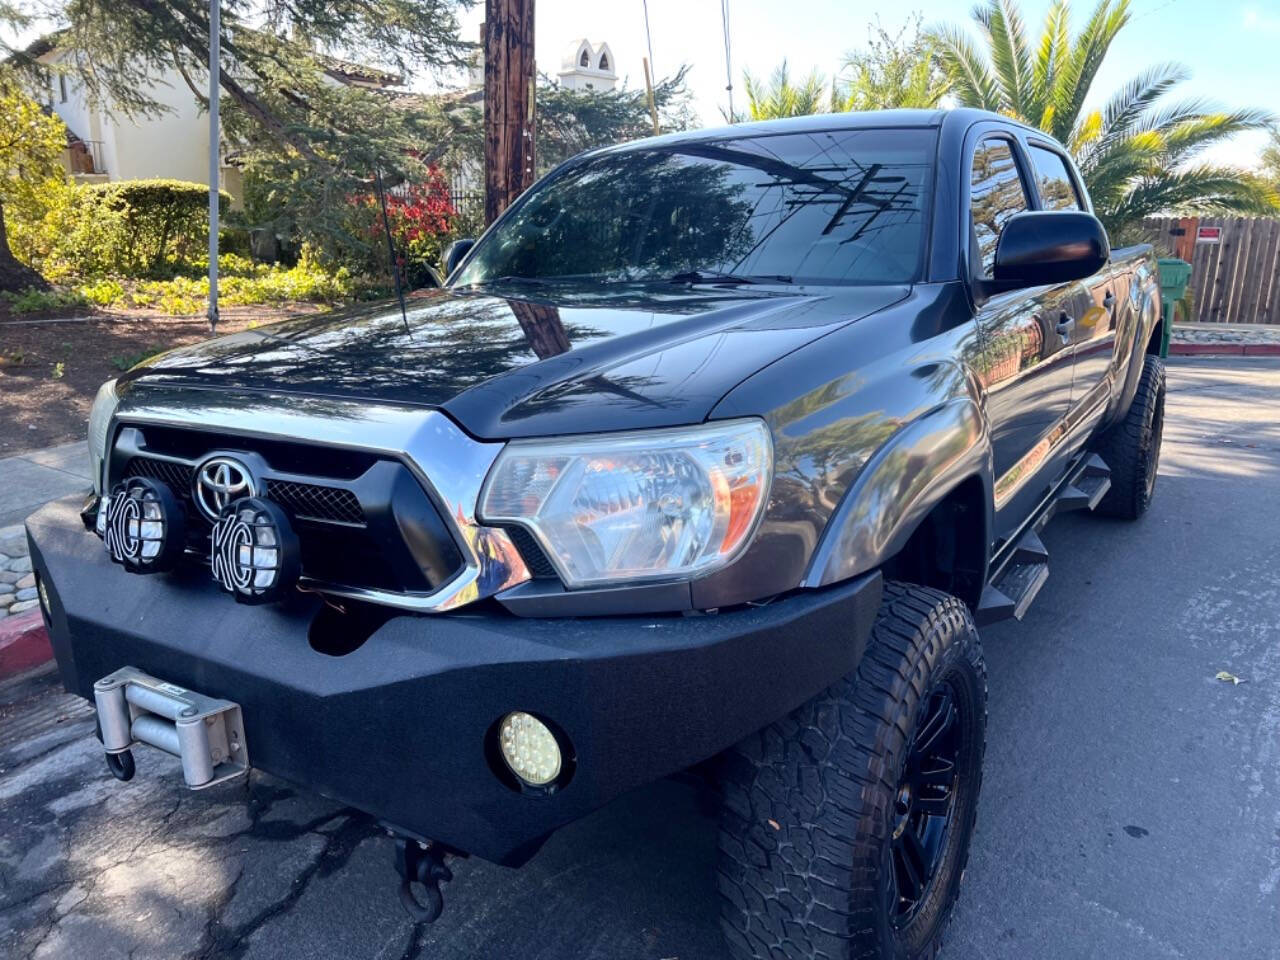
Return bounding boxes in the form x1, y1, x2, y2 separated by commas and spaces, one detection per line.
27, 108, 1164, 959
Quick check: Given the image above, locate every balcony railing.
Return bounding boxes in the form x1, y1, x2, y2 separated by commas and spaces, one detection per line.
66, 139, 106, 176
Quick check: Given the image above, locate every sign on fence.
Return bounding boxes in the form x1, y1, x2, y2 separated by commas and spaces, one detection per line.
1145, 216, 1280, 324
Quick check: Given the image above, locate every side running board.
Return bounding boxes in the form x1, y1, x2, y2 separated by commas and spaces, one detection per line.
1053, 454, 1112, 513
976, 454, 1111, 626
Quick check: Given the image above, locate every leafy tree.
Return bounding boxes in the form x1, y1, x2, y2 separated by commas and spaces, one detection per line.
1261, 129, 1280, 185
741, 61, 828, 121
929, 0, 1277, 240
535, 66, 696, 172
834, 15, 950, 112
33, 0, 472, 259
0, 69, 65, 292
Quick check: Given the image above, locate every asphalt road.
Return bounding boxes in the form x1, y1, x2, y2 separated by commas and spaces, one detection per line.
3, 356, 1278, 960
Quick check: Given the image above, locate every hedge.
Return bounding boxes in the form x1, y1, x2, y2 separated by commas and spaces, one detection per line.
85, 179, 232, 275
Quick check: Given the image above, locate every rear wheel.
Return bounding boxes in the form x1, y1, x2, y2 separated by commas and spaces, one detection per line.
717, 582, 987, 960
1095, 355, 1166, 520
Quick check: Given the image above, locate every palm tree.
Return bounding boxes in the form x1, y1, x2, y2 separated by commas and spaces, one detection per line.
929, 0, 1277, 240
740, 61, 828, 121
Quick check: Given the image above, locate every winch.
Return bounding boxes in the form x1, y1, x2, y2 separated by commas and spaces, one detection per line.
93, 666, 249, 788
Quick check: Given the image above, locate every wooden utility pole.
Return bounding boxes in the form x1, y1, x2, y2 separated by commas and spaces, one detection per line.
642, 58, 660, 136
483, 0, 536, 226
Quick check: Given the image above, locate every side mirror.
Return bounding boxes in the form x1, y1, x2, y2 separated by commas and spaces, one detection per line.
989, 211, 1109, 291
443, 238, 476, 279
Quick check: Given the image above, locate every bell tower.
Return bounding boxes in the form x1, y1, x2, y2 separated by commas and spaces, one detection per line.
557, 39, 618, 91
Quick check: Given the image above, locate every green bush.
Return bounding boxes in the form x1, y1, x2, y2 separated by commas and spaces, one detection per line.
0, 287, 88, 314
78, 278, 125, 306
16, 179, 232, 281
93, 179, 232, 275
121, 257, 353, 312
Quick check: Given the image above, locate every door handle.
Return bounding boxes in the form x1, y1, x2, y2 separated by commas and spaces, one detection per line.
1056, 313, 1075, 342
1103, 290, 1115, 309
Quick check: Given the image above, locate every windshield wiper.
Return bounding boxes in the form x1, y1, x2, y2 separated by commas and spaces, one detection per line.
664, 270, 794, 286
466, 275, 553, 288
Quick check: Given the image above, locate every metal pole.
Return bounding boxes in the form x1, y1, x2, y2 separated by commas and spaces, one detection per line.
207, 0, 219, 333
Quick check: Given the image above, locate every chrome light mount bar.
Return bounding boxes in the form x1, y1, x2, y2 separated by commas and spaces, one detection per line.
108, 385, 531, 613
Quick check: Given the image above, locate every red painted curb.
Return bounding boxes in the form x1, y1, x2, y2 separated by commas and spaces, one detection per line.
1243, 344, 1280, 356
1170, 343, 1245, 356
0, 610, 53, 679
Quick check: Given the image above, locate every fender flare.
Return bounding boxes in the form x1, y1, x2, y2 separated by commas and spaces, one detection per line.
1113, 273, 1162, 423
803, 397, 993, 589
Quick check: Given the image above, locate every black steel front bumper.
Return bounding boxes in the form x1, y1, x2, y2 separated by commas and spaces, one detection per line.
27, 496, 881, 866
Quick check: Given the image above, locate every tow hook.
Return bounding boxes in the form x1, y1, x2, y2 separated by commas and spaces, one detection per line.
394, 837, 453, 923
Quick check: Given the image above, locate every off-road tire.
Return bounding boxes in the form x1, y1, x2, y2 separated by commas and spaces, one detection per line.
716, 582, 988, 960
1095, 355, 1166, 520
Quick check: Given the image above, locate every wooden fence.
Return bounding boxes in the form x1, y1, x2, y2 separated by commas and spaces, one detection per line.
1143, 217, 1280, 324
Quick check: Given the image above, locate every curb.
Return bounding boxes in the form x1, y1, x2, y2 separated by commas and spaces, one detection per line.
0, 610, 52, 680
1169, 343, 1280, 357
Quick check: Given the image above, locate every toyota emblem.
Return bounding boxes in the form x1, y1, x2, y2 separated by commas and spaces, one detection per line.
195, 457, 256, 521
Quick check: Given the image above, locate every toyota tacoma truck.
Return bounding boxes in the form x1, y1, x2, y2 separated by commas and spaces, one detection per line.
26, 108, 1165, 960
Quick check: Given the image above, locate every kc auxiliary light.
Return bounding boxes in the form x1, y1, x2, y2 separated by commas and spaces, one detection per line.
100, 477, 186, 573
499, 712, 563, 787
210, 497, 301, 604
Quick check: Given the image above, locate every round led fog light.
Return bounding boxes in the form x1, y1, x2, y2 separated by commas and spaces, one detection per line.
210, 497, 301, 605
499, 712, 562, 786
101, 476, 186, 573
36, 575, 51, 620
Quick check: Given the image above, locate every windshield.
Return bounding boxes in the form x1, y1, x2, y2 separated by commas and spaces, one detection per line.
455, 127, 936, 288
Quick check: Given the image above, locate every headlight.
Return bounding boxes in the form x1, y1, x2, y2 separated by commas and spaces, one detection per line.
479, 419, 772, 588
87, 379, 119, 495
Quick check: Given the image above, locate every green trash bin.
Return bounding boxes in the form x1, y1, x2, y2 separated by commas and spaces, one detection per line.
1156, 258, 1192, 358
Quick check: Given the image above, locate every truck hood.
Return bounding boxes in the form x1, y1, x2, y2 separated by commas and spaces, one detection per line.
121, 283, 908, 438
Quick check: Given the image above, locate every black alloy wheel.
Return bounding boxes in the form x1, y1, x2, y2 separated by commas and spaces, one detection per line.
891, 682, 963, 927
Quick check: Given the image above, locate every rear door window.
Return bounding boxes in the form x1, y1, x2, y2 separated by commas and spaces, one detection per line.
1027, 144, 1083, 211
970, 139, 1030, 277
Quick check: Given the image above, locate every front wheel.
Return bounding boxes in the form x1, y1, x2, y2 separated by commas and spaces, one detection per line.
717, 582, 987, 960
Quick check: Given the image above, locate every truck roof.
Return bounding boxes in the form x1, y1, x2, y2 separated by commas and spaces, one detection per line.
601, 107, 1027, 156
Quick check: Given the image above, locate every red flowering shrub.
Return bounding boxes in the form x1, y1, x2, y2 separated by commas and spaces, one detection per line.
354, 166, 457, 288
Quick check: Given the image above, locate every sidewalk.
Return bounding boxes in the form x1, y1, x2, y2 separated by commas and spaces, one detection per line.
0, 441, 90, 619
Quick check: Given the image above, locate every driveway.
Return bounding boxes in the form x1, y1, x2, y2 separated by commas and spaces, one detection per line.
2, 357, 1278, 960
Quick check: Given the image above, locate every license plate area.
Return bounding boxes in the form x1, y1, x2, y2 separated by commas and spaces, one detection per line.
93, 667, 249, 789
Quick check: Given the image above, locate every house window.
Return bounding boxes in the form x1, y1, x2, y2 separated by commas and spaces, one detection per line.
59, 74, 67, 103
579, 50, 590, 67
598, 53, 609, 71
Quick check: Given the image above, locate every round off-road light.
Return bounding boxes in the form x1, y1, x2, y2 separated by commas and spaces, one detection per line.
499, 712, 562, 787
210, 497, 300, 604
101, 477, 186, 573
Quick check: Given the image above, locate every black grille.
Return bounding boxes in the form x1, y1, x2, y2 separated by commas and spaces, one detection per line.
123, 457, 194, 495
266, 480, 364, 525
122, 457, 363, 527
110, 430, 464, 595
506, 526, 558, 579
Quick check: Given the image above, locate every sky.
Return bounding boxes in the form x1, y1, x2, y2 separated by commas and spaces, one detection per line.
443, 0, 1279, 168
5, 0, 1274, 166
